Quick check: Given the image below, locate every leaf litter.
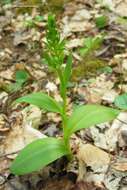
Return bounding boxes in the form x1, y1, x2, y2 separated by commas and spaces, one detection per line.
1, 0, 127, 189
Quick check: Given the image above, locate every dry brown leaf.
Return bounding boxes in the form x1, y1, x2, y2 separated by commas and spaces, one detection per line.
66, 38, 84, 49
90, 112, 127, 151
112, 162, 127, 172
102, 90, 118, 103
77, 143, 110, 181
102, 0, 127, 17
86, 74, 114, 103
4, 109, 46, 159
39, 177, 73, 190
71, 9, 91, 21
115, 0, 127, 17
71, 181, 105, 190
62, 16, 92, 37
78, 144, 110, 167
0, 115, 9, 132
68, 21, 92, 32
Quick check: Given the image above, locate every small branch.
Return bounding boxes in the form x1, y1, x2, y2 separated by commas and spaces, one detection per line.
0, 150, 21, 158
0, 174, 20, 190
116, 118, 127, 126
11, 4, 43, 8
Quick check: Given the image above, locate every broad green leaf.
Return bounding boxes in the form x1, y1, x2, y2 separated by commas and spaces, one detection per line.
65, 105, 120, 138
16, 92, 62, 114
115, 93, 127, 110
10, 138, 68, 175
63, 54, 72, 87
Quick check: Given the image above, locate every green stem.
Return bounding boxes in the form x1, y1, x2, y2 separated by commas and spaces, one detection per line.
56, 68, 65, 99
57, 68, 72, 158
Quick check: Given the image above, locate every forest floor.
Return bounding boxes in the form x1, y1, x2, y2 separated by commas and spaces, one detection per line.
1, 0, 127, 189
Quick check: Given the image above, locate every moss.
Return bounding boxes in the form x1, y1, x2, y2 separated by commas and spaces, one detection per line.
16, 0, 43, 14
72, 57, 106, 81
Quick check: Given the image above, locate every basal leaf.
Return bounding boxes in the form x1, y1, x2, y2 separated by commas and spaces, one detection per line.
114, 93, 127, 110
10, 138, 68, 175
16, 92, 62, 113
65, 105, 120, 138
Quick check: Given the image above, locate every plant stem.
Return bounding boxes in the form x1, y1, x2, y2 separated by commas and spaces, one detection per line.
57, 68, 72, 158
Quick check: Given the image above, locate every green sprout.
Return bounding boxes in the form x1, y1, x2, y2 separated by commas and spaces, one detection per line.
95, 15, 108, 29
24, 15, 44, 28
8, 70, 29, 92
80, 35, 104, 57
10, 15, 120, 175
115, 93, 127, 110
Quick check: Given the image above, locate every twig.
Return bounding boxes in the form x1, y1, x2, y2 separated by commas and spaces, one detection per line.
0, 174, 21, 190
116, 118, 127, 126
0, 150, 21, 158
12, 4, 43, 8
7, 182, 20, 190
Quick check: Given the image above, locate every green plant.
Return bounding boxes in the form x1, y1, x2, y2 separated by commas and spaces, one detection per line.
8, 70, 29, 92
72, 35, 105, 80
99, 66, 113, 74
10, 15, 120, 175
116, 17, 127, 26
95, 0, 112, 11
80, 35, 104, 57
1, 0, 13, 5
115, 93, 127, 110
24, 15, 44, 28
95, 15, 108, 29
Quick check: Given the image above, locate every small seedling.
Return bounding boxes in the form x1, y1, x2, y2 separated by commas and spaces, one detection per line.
10, 15, 120, 175
116, 17, 127, 26
95, 0, 111, 11
24, 15, 44, 28
80, 35, 104, 57
72, 35, 105, 80
99, 66, 113, 74
1, 0, 12, 5
8, 70, 29, 92
115, 93, 127, 110
95, 15, 108, 29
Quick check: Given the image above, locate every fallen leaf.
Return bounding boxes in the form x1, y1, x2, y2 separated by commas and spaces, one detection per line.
62, 16, 93, 37
102, 90, 118, 103
101, 0, 127, 17
71, 9, 91, 21
45, 81, 57, 92
68, 21, 92, 32
4, 109, 46, 159
112, 162, 127, 172
87, 74, 114, 103
66, 38, 84, 49
77, 143, 110, 181
78, 143, 110, 168
0, 114, 9, 132
115, 0, 127, 17
39, 176, 73, 190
